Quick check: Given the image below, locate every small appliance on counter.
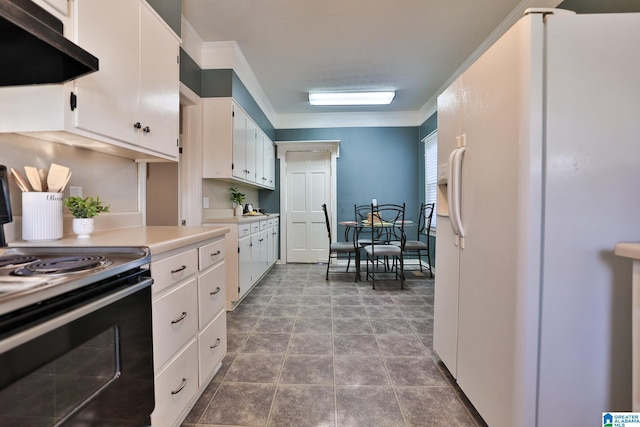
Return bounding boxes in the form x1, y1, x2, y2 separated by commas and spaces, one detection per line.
243, 203, 254, 214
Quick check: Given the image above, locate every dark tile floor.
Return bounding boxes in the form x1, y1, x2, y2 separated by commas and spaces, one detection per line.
182, 263, 487, 427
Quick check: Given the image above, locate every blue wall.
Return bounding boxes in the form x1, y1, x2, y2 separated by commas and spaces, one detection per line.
147, 0, 181, 36
275, 127, 421, 239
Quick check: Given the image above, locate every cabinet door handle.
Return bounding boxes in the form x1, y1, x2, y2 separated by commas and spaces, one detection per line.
210, 338, 221, 349
171, 265, 187, 274
171, 311, 187, 324
133, 122, 142, 129
143, 126, 151, 133
259, 238, 264, 242
170, 378, 187, 395
210, 286, 221, 295
211, 250, 221, 257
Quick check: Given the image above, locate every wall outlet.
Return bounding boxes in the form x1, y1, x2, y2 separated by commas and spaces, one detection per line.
372, 198, 378, 206
69, 186, 83, 198
203, 197, 210, 209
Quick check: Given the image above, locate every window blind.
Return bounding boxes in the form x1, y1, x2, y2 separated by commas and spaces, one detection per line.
424, 132, 438, 229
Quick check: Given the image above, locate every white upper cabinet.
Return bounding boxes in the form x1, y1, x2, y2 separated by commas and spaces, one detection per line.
231, 105, 247, 180
0, 0, 179, 161
202, 98, 275, 190
263, 136, 275, 189
75, 0, 179, 159
245, 119, 257, 184
255, 131, 265, 186
32, 0, 68, 17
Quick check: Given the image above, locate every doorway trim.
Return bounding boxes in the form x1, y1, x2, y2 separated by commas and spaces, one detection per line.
276, 140, 340, 264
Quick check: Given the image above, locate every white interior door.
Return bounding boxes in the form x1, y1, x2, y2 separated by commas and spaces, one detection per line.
286, 151, 331, 263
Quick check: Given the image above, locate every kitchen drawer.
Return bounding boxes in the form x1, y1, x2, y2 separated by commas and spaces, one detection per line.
250, 221, 260, 233
259, 220, 268, 231
152, 249, 197, 295
268, 218, 278, 227
198, 262, 226, 328
199, 238, 225, 271
238, 223, 251, 237
198, 311, 227, 386
152, 278, 198, 370
151, 338, 198, 427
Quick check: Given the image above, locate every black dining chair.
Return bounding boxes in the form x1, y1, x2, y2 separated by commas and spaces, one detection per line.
362, 202, 406, 289
354, 204, 387, 248
322, 204, 358, 281
400, 202, 434, 277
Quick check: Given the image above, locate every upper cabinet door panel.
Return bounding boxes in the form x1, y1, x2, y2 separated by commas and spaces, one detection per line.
232, 106, 247, 180
139, 4, 179, 157
74, 0, 140, 144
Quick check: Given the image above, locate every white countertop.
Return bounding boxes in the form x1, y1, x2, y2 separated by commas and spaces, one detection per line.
11, 226, 230, 256
203, 213, 279, 224
615, 242, 640, 260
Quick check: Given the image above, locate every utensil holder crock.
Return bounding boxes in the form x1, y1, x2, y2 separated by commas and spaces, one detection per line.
22, 192, 63, 241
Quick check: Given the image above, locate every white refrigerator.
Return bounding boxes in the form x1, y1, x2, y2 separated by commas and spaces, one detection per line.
433, 9, 640, 427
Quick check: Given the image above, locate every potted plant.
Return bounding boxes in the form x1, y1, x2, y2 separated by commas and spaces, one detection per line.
230, 187, 245, 216
64, 196, 110, 238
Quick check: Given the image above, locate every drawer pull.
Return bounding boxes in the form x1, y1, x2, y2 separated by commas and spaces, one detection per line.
210, 287, 221, 296
171, 265, 187, 274
211, 250, 221, 257
171, 311, 187, 324
210, 338, 221, 349
170, 378, 187, 395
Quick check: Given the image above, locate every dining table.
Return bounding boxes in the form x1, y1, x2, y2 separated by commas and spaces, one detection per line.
338, 219, 413, 281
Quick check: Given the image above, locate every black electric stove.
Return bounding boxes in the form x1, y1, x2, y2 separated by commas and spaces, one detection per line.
0, 246, 151, 317
0, 245, 154, 426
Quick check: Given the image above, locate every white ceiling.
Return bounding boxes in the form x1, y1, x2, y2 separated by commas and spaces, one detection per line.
182, 0, 561, 126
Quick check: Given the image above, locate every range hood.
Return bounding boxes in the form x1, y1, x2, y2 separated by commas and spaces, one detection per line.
0, 0, 98, 86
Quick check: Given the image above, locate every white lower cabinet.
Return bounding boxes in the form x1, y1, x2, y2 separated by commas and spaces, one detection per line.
152, 278, 198, 370
212, 216, 279, 310
198, 310, 227, 386
152, 339, 199, 427
238, 228, 252, 300
151, 235, 227, 427
198, 263, 226, 327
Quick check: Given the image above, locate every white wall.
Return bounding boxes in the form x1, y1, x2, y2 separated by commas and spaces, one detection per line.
201, 179, 259, 218
0, 135, 141, 242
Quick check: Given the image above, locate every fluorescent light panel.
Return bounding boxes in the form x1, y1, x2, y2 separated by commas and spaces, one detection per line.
308, 91, 395, 106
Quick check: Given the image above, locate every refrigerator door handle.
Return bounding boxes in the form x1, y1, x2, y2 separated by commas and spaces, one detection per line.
452, 146, 466, 242
447, 148, 460, 240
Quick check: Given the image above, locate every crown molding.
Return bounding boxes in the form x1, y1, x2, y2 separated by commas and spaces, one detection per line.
274, 110, 424, 129
200, 42, 278, 125
180, 16, 203, 65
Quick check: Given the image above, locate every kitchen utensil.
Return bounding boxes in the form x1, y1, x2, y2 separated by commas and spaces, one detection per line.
243, 203, 254, 214
10, 168, 31, 192
59, 171, 72, 193
38, 168, 48, 192
0, 165, 13, 247
47, 163, 70, 193
24, 166, 41, 191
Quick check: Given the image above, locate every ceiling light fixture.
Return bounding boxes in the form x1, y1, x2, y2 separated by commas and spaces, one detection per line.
308, 91, 395, 106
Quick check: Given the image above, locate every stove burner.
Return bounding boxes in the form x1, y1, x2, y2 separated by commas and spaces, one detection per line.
0, 255, 39, 268
12, 255, 111, 276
